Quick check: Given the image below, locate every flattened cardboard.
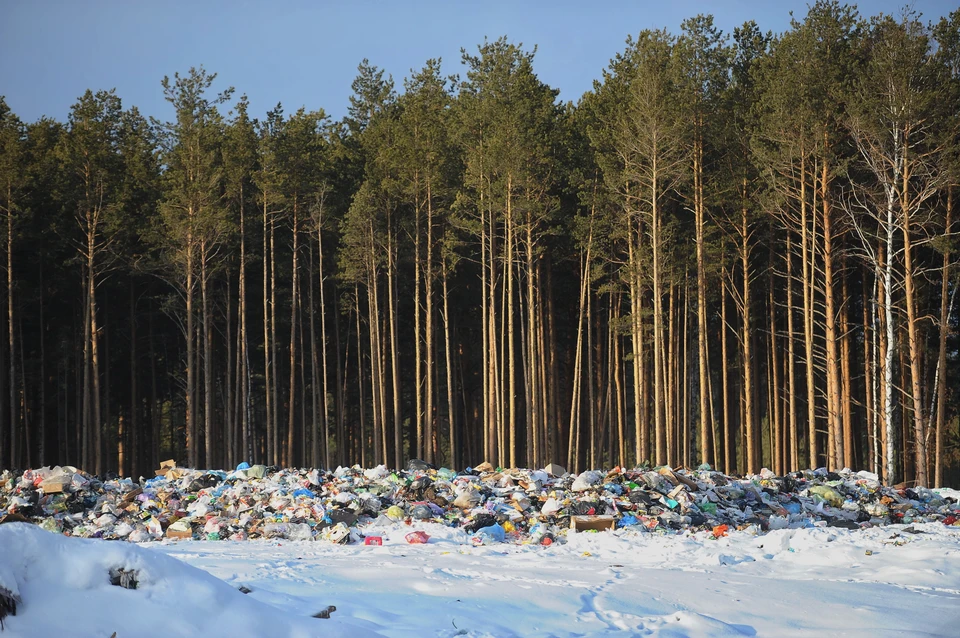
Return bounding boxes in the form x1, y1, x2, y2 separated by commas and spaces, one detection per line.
155, 459, 177, 477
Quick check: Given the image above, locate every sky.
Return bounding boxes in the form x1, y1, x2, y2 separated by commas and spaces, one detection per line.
1, 1, 957, 124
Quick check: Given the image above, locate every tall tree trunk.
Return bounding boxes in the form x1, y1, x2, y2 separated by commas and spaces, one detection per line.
387, 224, 402, 469
568, 231, 590, 471
628, 215, 643, 466
526, 217, 539, 469
91, 261, 102, 475
270, 214, 279, 466
425, 183, 435, 465
538, 276, 551, 466
4, 184, 12, 470
934, 186, 952, 487
225, 267, 234, 469
667, 282, 676, 466
878, 241, 894, 484
652, 167, 666, 467
7, 189, 17, 469
841, 269, 854, 469
801, 155, 818, 469
546, 261, 560, 466
202, 246, 213, 469
822, 153, 843, 469
319, 223, 332, 468
506, 176, 517, 468
185, 231, 196, 468
786, 234, 798, 472
414, 182, 423, 460
240, 184, 251, 464
695, 132, 710, 471
741, 187, 755, 474
333, 285, 345, 465
308, 240, 319, 468
355, 286, 367, 467
682, 277, 691, 467
82, 266, 92, 470
287, 200, 300, 467
769, 267, 781, 474
865, 272, 877, 475
721, 265, 731, 473
442, 262, 456, 469
263, 197, 273, 467
367, 252, 382, 466
479, 153, 493, 465
901, 163, 927, 486
586, 272, 595, 470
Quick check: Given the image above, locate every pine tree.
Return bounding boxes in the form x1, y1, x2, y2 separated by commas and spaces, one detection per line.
155, 67, 233, 469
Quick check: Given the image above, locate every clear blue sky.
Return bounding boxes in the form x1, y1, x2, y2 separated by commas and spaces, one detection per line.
1, 1, 955, 123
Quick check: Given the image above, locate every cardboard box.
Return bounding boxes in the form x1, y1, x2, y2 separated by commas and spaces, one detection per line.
570, 515, 616, 532
155, 459, 177, 477
40, 477, 71, 493
165, 519, 193, 539
166, 527, 193, 539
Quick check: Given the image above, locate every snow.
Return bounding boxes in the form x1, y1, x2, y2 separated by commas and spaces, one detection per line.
2, 520, 960, 637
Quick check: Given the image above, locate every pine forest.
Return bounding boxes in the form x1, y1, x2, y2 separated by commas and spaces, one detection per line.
2, 3, 960, 488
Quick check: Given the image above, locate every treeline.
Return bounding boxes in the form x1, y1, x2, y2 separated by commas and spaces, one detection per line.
0, 3, 958, 486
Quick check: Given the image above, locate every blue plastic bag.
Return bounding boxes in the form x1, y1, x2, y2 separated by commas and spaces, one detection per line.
471, 523, 505, 545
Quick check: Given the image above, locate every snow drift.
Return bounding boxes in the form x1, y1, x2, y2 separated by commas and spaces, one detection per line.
0, 522, 376, 637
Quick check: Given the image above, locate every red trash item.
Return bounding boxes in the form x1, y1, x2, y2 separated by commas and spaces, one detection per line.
405, 531, 430, 544
712, 524, 729, 538
541, 537, 553, 546
944, 516, 957, 526
365, 536, 383, 546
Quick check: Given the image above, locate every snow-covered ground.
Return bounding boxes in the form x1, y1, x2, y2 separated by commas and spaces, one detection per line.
2, 520, 959, 637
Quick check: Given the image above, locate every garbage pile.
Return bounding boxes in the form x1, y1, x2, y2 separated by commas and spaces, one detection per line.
1, 460, 958, 545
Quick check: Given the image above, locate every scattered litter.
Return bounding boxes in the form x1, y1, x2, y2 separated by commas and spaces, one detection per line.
313, 605, 337, 619
405, 531, 431, 544
0, 461, 957, 549
108, 567, 139, 590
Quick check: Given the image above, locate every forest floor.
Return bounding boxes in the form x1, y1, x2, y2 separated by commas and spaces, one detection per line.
2, 520, 959, 637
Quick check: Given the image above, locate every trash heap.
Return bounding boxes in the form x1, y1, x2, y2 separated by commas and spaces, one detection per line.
1, 460, 958, 545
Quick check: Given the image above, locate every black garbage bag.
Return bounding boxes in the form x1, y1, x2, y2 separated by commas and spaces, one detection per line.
407, 459, 435, 472
464, 513, 497, 533
568, 501, 602, 516
327, 509, 358, 527
187, 473, 221, 492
